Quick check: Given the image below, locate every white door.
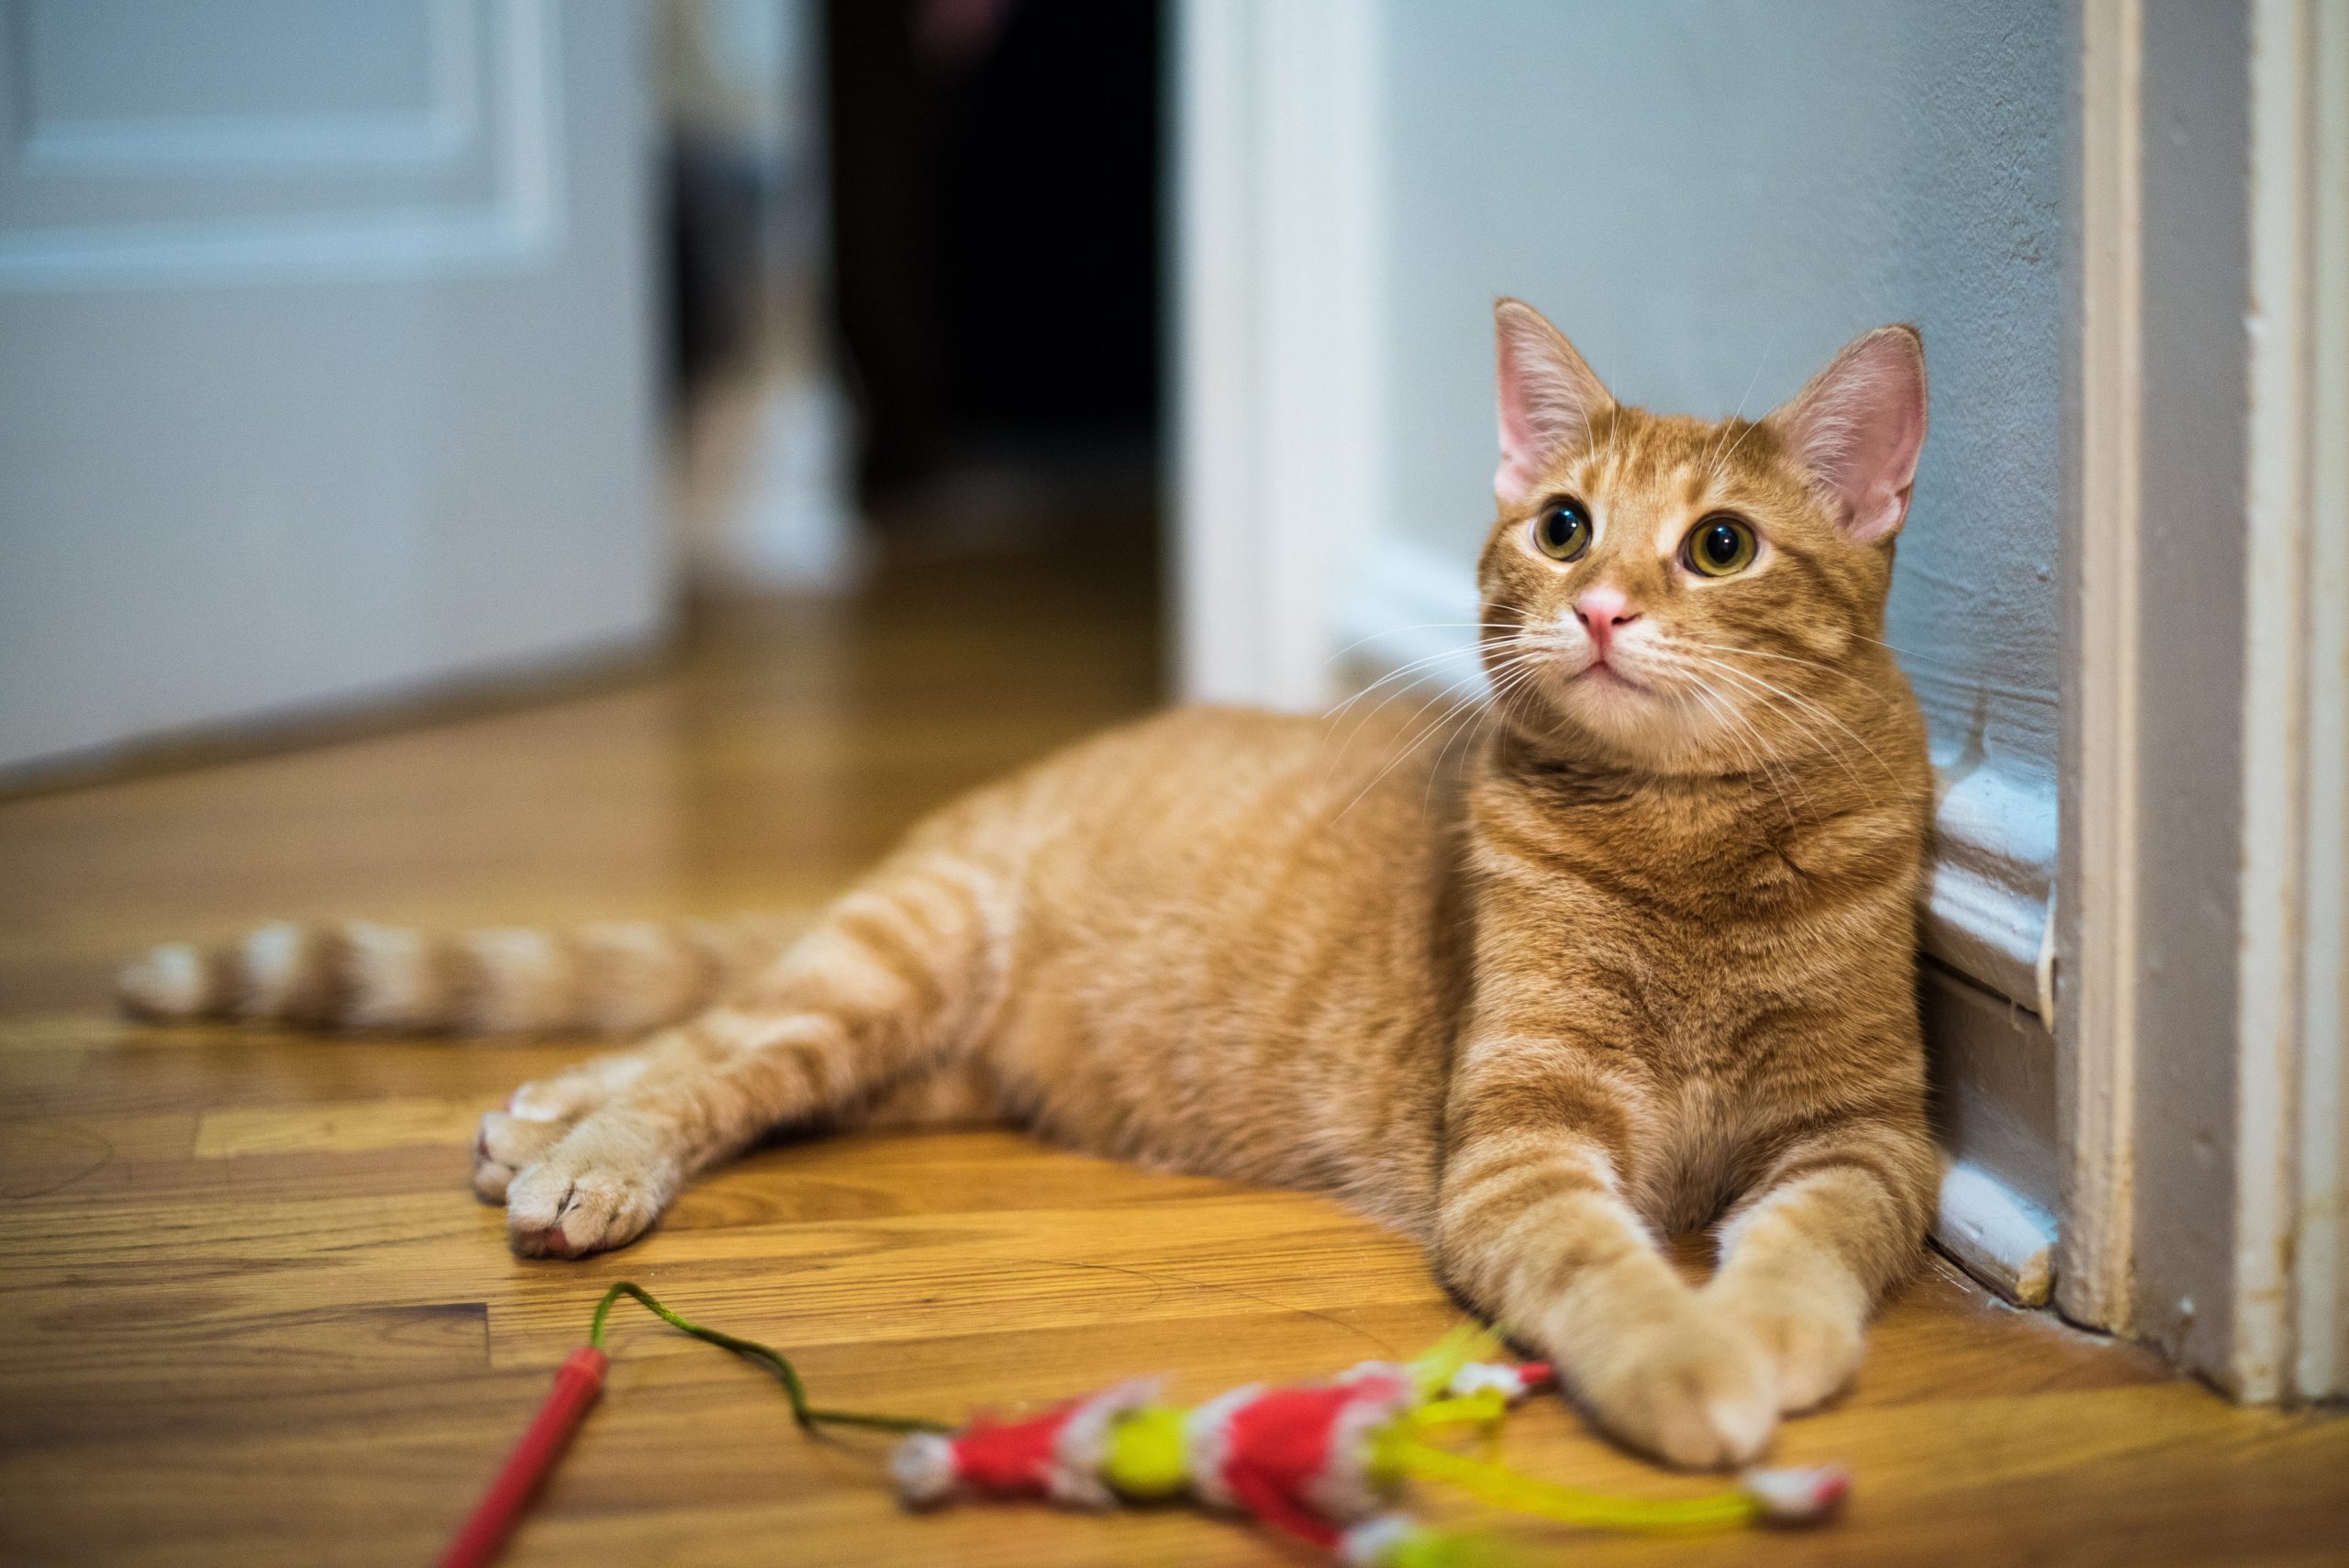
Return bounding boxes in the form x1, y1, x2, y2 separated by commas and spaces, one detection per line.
0, 0, 664, 779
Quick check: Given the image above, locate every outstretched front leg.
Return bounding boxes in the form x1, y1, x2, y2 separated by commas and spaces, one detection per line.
474, 848, 1013, 1257
1434, 1032, 1777, 1469
1703, 1104, 1937, 1414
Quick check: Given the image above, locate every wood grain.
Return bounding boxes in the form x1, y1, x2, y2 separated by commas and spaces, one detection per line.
2, 537, 2342, 1566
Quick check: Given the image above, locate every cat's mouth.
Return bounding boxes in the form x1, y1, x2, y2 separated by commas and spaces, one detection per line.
1572, 659, 1648, 694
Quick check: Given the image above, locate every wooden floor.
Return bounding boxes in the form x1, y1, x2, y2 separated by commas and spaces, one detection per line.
3, 534, 2344, 1568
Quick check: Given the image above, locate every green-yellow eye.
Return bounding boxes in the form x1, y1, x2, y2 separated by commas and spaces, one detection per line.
1685, 516, 1757, 577
1533, 499, 1592, 562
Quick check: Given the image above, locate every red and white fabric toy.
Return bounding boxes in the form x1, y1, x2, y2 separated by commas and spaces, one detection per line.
885, 1340, 1838, 1564
891, 1379, 1158, 1509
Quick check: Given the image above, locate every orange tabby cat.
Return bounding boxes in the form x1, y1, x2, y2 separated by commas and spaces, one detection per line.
121, 300, 1937, 1469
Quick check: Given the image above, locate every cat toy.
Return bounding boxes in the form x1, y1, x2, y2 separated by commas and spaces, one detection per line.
439, 1283, 1847, 1568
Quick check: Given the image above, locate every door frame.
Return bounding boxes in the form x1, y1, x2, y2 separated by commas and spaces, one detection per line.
2065, 0, 2347, 1400
1170, 0, 1383, 711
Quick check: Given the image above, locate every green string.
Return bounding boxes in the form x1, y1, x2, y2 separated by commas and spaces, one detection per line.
587, 1281, 953, 1436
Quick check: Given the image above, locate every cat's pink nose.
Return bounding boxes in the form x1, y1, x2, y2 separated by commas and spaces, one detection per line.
1575, 587, 1639, 655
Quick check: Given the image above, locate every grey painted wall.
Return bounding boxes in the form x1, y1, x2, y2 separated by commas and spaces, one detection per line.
1374, 0, 2065, 790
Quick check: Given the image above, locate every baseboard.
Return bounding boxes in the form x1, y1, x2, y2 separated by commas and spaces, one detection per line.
1935, 1158, 2059, 1307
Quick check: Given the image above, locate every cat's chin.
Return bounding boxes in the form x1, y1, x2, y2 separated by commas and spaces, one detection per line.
1535, 684, 1742, 778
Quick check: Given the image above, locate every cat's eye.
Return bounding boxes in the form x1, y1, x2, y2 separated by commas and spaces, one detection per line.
1684, 515, 1757, 577
1532, 499, 1593, 562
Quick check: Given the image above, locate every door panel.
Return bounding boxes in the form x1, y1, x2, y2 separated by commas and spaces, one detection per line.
0, 0, 662, 777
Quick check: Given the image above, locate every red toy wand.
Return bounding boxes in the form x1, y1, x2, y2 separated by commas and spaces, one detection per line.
436, 1344, 607, 1568
436, 1283, 946, 1568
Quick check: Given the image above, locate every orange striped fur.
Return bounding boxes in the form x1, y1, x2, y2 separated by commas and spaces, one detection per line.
121, 302, 1938, 1469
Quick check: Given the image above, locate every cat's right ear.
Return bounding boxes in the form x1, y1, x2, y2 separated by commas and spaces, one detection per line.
1770, 325, 1928, 545
1494, 298, 1611, 508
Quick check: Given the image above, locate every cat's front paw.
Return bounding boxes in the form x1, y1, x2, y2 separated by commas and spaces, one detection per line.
495, 1112, 680, 1258
1567, 1303, 1778, 1469
1708, 1281, 1865, 1414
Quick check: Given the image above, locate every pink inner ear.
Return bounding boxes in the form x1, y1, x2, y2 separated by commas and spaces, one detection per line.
1495, 403, 1546, 505
1494, 304, 1609, 507
1777, 329, 1928, 544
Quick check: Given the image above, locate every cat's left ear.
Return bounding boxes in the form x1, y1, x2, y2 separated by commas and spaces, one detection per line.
1771, 325, 1928, 544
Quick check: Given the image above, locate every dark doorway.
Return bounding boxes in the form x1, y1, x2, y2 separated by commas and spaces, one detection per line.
826, 0, 1163, 549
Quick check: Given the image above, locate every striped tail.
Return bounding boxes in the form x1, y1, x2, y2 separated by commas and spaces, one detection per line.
117, 914, 806, 1036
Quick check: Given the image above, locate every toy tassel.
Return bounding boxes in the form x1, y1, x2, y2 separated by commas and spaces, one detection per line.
437, 1282, 945, 1568
1387, 1432, 1848, 1532
1387, 1434, 1756, 1531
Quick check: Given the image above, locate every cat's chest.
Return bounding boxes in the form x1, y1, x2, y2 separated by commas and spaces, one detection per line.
1496, 852, 1825, 1058
1552, 929, 1764, 1062
1473, 786, 1914, 1053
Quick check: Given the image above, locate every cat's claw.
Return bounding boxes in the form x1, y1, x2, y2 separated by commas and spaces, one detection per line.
505, 1163, 662, 1257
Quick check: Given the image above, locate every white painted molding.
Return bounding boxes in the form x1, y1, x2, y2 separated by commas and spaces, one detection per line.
1924, 763, 2056, 1018
2291, 0, 2349, 1410
1173, 0, 1383, 710
1338, 537, 2057, 1017
2232, 0, 2347, 1403
1936, 1159, 2057, 1307
2057, 0, 2144, 1340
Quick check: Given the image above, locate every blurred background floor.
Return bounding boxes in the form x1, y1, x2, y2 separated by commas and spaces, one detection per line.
2, 528, 2345, 1568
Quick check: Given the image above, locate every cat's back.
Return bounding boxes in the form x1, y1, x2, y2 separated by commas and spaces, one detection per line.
1012, 697, 1476, 900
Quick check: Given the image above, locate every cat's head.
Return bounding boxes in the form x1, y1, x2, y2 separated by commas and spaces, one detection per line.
1475, 299, 1927, 777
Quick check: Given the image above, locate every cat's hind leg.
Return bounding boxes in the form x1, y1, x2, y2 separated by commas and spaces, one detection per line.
478, 849, 1014, 1256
